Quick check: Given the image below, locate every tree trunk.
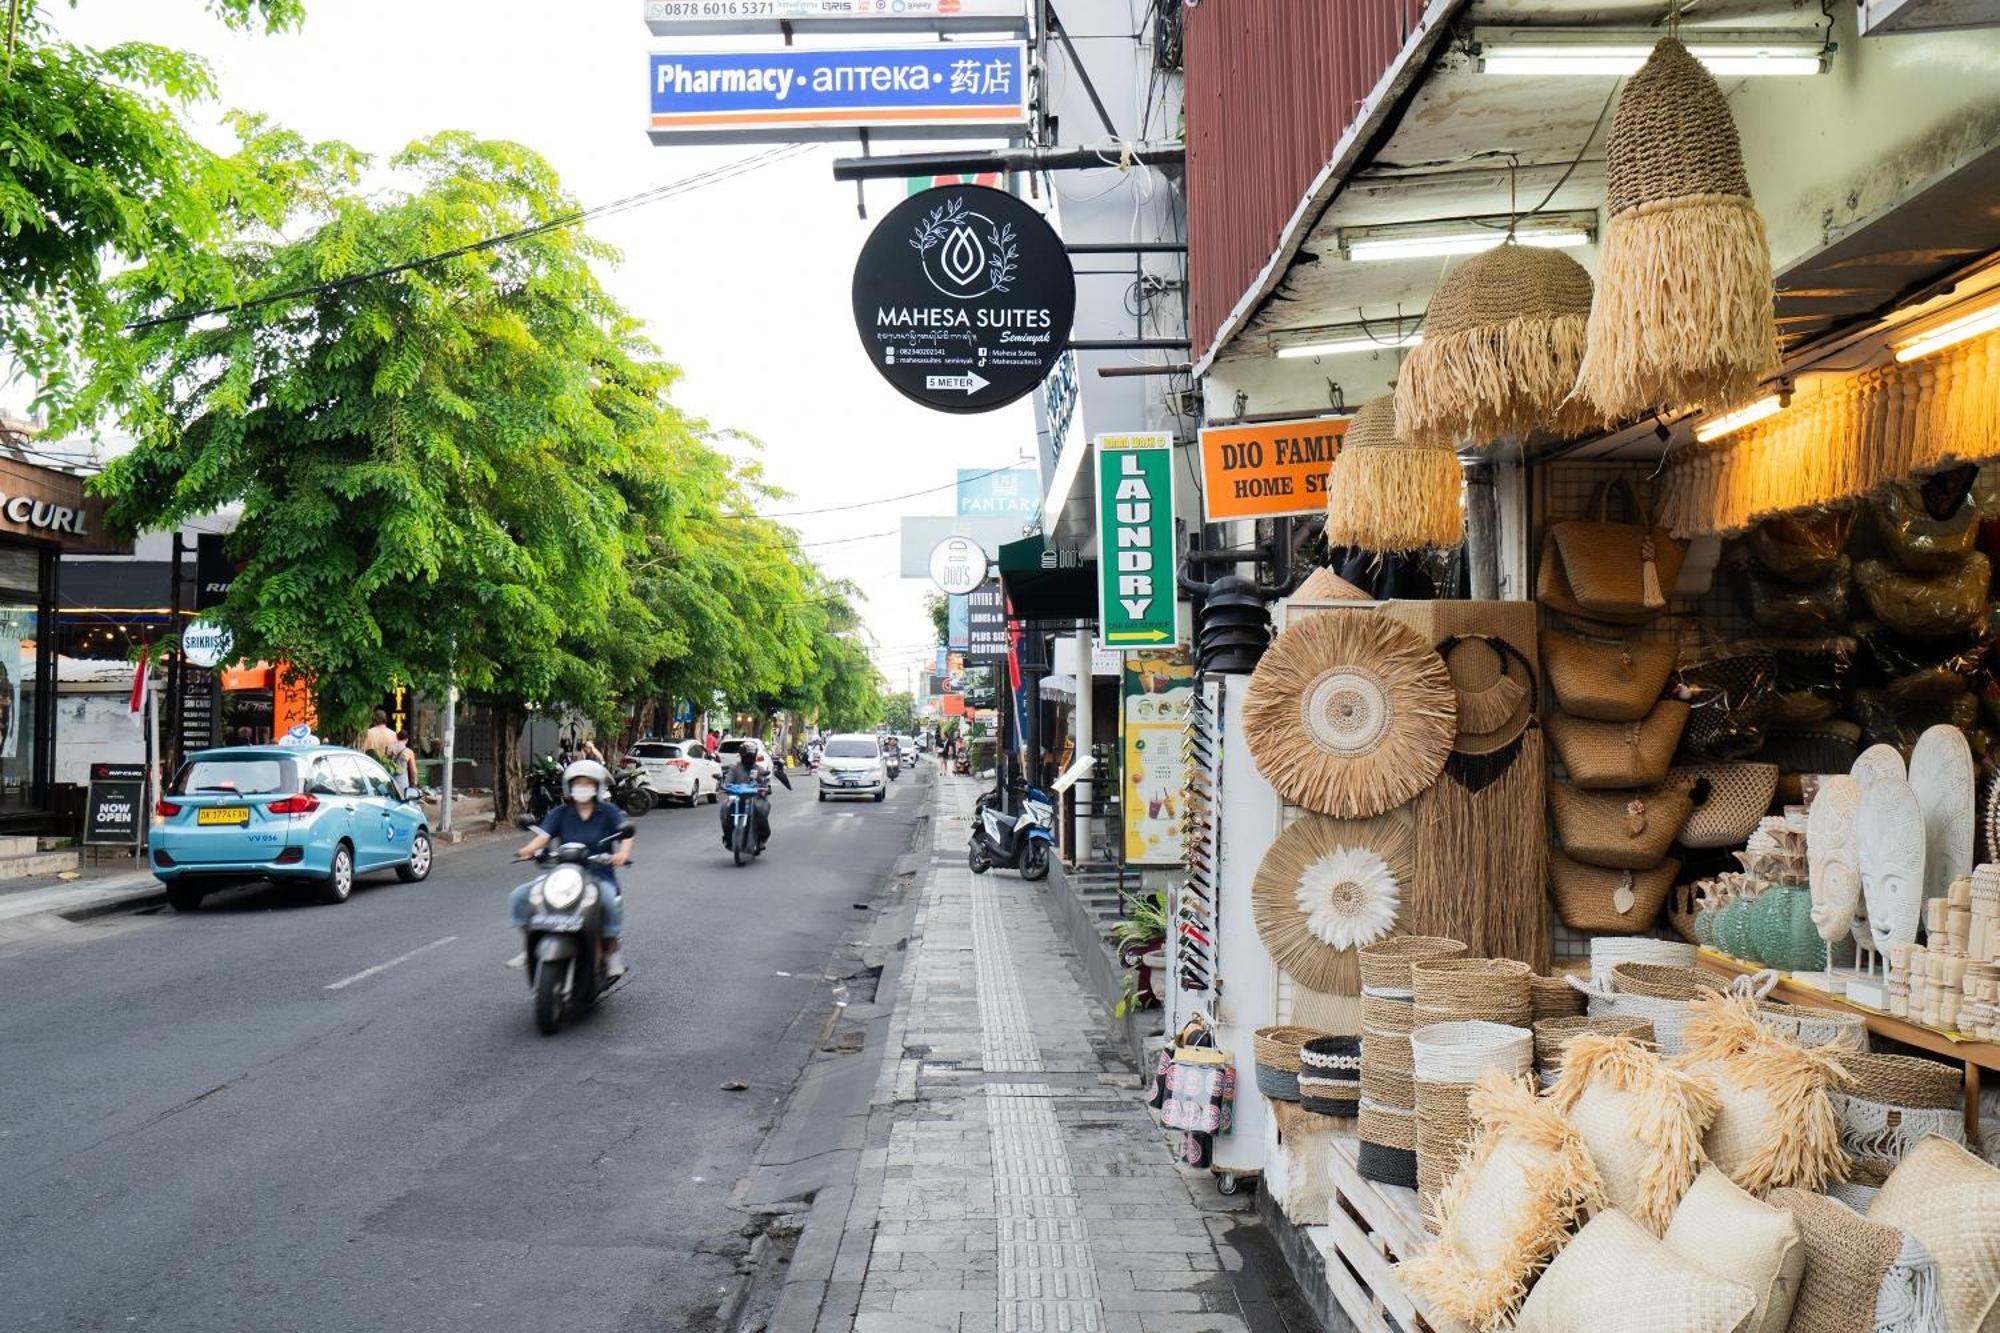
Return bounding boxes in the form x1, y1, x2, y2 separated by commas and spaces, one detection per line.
491, 700, 525, 819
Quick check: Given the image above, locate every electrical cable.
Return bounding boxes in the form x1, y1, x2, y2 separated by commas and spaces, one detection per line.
732, 458, 1032, 519
126, 144, 814, 332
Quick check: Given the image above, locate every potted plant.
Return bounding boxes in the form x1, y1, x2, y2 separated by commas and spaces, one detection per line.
1112, 890, 1168, 1014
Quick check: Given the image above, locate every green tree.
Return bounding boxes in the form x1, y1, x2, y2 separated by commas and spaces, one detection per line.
925, 592, 951, 648
2, 0, 304, 408
881, 692, 918, 733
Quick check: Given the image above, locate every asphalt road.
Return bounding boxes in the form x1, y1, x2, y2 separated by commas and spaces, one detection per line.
0, 764, 926, 1333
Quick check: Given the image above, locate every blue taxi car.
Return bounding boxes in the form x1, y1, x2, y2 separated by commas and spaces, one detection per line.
150, 745, 433, 912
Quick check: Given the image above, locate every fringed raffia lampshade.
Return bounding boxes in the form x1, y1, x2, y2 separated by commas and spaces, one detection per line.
1322, 395, 1465, 553
1575, 36, 1777, 419
1395, 242, 1605, 447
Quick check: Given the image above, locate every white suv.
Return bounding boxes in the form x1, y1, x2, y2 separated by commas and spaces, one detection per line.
628, 740, 720, 806
818, 734, 887, 802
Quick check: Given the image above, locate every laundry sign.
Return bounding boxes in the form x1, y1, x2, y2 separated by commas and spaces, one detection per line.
1197, 416, 1347, 522
1095, 433, 1177, 650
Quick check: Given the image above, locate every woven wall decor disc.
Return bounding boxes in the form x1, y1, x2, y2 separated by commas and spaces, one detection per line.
1245, 612, 1457, 817
1441, 634, 1535, 756
1253, 810, 1414, 995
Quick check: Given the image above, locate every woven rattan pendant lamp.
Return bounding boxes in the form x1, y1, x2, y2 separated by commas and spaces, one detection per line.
1395, 241, 1606, 448
1574, 31, 1777, 418
1322, 394, 1465, 553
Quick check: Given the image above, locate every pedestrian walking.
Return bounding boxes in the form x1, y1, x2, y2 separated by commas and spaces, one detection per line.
361, 708, 397, 761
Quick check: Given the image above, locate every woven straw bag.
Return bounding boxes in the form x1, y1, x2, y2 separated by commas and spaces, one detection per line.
1513, 1209, 1754, 1332
1537, 478, 1688, 624
1549, 781, 1693, 870
1547, 701, 1689, 789
1868, 1137, 2000, 1333
1533, 1014, 1655, 1087
1252, 1024, 1328, 1102
1542, 628, 1678, 722
1672, 762, 1780, 848
1550, 852, 1678, 933
1409, 1021, 1534, 1213
1412, 956, 1533, 1027
1590, 935, 1695, 985
1827, 1049, 1966, 1179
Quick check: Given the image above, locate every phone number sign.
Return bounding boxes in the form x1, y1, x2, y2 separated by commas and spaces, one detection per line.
648, 43, 1029, 143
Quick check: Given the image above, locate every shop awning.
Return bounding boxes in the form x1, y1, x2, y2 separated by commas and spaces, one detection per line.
1038, 672, 1079, 702
998, 534, 1098, 621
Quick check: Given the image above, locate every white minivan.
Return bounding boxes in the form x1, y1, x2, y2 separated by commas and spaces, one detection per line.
818, 733, 887, 802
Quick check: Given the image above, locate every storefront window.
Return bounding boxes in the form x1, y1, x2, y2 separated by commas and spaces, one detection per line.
0, 547, 42, 814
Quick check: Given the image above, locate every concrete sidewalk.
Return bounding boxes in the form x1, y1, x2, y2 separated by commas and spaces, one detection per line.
770, 774, 1304, 1333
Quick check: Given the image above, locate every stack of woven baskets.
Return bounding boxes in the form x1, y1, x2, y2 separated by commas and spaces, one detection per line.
1357, 936, 1467, 1187
1408, 958, 1533, 1211
1252, 1025, 1333, 1104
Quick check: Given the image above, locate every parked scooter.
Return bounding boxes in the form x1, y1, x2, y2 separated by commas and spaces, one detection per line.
968, 782, 1053, 881
721, 781, 764, 867
523, 754, 564, 822
611, 761, 655, 817
513, 818, 635, 1035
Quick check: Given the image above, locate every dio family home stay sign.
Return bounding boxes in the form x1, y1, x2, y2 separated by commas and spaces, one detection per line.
851, 185, 1075, 414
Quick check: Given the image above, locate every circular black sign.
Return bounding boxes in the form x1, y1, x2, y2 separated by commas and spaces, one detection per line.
851, 185, 1076, 415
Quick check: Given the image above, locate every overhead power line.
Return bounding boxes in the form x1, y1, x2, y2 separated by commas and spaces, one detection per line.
734, 459, 1035, 520
126, 145, 814, 332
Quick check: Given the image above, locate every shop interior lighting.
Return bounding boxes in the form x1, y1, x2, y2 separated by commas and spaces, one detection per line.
1694, 391, 1787, 443
1338, 212, 1595, 264
1473, 27, 1830, 77
1275, 326, 1425, 360
1893, 301, 2000, 363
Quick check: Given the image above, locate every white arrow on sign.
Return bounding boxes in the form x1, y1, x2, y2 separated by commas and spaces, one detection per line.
925, 371, 990, 395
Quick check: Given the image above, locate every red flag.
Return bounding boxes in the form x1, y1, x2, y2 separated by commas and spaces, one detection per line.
129, 644, 150, 716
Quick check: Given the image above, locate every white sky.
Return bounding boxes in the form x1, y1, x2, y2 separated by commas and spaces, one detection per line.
53, 0, 1038, 695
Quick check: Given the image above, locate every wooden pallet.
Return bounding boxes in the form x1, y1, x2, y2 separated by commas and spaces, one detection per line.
1315, 1136, 1473, 1333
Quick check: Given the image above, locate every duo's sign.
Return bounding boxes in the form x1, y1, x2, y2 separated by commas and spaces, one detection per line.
648, 43, 1028, 142
644, 0, 1027, 35
1095, 433, 1177, 649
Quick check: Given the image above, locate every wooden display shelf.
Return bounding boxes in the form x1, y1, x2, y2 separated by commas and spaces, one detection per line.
1697, 949, 1996, 1139
1319, 1136, 1472, 1333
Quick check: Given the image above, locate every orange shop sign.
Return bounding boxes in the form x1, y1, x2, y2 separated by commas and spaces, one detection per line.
1197, 417, 1347, 522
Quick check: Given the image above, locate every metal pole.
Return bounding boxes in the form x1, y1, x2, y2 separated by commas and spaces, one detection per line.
438, 672, 457, 836
167, 532, 185, 772
1071, 628, 1092, 863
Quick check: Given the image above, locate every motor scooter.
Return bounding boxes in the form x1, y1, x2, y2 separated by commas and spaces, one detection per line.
722, 781, 764, 867
514, 818, 635, 1035
886, 750, 901, 782
610, 761, 655, 817
968, 782, 1054, 881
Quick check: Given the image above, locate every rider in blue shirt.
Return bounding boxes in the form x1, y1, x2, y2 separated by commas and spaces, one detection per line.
510, 759, 632, 976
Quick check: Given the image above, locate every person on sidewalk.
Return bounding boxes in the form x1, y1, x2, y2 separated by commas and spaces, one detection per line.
361, 709, 397, 762
508, 759, 632, 977
718, 739, 790, 852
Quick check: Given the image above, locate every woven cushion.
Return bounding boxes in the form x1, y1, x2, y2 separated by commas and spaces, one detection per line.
1773, 1187, 1944, 1333
1869, 1137, 2000, 1332
1663, 1168, 1804, 1333
1513, 1208, 1754, 1333
1399, 1072, 1604, 1331
1547, 1032, 1720, 1234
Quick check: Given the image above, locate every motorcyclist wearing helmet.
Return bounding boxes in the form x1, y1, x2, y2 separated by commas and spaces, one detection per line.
510, 759, 632, 977
720, 738, 791, 852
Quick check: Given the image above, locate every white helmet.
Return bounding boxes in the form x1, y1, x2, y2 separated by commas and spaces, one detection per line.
562, 758, 611, 791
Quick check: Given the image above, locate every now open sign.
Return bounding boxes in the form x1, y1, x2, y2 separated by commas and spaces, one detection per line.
1197, 417, 1348, 522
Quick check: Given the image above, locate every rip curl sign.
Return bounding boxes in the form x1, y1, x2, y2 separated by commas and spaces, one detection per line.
851, 184, 1074, 414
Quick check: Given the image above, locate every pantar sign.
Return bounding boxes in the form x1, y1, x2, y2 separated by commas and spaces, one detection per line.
1197, 417, 1347, 522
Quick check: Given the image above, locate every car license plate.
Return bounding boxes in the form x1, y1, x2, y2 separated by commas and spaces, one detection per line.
529, 912, 583, 932
197, 807, 249, 825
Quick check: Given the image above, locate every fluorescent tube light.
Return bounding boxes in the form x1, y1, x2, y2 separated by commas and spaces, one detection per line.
1338, 212, 1597, 264
1276, 331, 1423, 360
1694, 394, 1784, 443
1475, 27, 1829, 77
1894, 303, 2000, 363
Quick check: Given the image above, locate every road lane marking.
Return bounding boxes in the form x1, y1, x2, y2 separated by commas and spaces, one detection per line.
324, 935, 457, 990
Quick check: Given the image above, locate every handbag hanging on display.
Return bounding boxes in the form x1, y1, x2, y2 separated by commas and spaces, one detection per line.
1668, 763, 1780, 849
1676, 630, 1775, 761
1540, 627, 1678, 722
1547, 781, 1693, 870
1545, 701, 1689, 789
1548, 852, 1679, 934
1536, 477, 1688, 624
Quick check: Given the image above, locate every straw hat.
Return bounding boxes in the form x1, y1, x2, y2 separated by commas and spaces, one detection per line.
1396, 242, 1607, 448
1253, 810, 1414, 994
1574, 36, 1777, 419
1293, 566, 1373, 602
1322, 395, 1466, 553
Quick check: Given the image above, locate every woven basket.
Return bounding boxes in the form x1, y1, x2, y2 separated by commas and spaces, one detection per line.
1549, 781, 1693, 870
1610, 961, 1728, 1001
1670, 762, 1780, 849
1357, 935, 1468, 995
1532, 1014, 1655, 1086
1589, 935, 1696, 985
1356, 938, 1463, 1185
1549, 852, 1678, 934
1827, 1049, 1967, 1176
1576, 978, 1705, 1057
1546, 702, 1689, 790
1755, 1002, 1866, 1052
1541, 628, 1678, 723
1530, 972, 1588, 1022
1410, 1021, 1534, 1214
1253, 1024, 1328, 1102
1299, 1035, 1361, 1117
1412, 956, 1533, 1026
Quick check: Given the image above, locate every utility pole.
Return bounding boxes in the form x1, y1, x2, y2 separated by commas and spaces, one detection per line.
167, 532, 185, 771
438, 666, 457, 838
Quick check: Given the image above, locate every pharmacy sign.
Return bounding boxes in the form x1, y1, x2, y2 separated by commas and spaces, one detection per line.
1095, 432, 1177, 649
